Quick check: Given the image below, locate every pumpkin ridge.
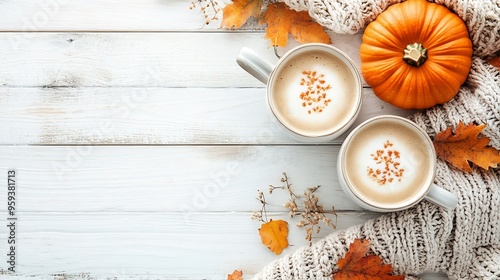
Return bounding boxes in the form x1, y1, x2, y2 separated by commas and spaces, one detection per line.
420, 62, 459, 103
375, 66, 411, 104
418, 4, 450, 47
417, 1, 439, 44
362, 59, 406, 87
423, 17, 470, 49
360, 47, 403, 63
406, 69, 423, 108
380, 3, 418, 44
428, 55, 472, 74
359, 0, 473, 109
403, 0, 429, 44
429, 38, 472, 54
365, 20, 406, 50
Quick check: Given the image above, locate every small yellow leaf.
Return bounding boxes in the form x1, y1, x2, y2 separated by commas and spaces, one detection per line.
291, 11, 332, 44
221, 0, 263, 28
260, 3, 331, 47
227, 270, 243, 280
259, 3, 294, 47
258, 219, 289, 255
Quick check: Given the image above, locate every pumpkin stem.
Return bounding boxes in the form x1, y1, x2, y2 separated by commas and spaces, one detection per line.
403, 43, 428, 67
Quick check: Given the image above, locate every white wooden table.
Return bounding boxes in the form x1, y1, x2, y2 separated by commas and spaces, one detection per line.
0, 1, 448, 279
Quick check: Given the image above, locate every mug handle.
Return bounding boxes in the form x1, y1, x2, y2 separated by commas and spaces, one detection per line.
424, 184, 458, 210
236, 47, 274, 85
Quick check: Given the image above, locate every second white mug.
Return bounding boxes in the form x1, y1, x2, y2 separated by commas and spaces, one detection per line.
337, 115, 459, 212
237, 43, 362, 142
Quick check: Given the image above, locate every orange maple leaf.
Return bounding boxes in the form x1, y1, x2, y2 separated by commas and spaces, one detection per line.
259, 3, 331, 47
258, 219, 289, 255
433, 122, 500, 173
487, 56, 500, 69
221, 0, 263, 28
227, 270, 243, 280
334, 239, 405, 280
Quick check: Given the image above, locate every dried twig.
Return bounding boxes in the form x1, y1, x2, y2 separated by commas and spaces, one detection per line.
268, 172, 337, 245
252, 190, 268, 223
297, 186, 337, 245
189, 0, 221, 26
269, 172, 300, 217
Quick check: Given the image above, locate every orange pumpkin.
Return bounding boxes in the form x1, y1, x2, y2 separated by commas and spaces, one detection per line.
360, 0, 473, 109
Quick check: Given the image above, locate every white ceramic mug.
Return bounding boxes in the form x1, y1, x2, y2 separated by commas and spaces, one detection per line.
337, 115, 458, 212
237, 43, 362, 142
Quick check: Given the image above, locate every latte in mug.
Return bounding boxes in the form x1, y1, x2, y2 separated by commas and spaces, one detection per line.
237, 44, 362, 142
336, 115, 460, 212
343, 118, 433, 208
270, 49, 360, 137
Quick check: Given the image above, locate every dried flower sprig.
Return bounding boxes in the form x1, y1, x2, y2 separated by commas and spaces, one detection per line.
189, 0, 221, 26
269, 172, 300, 217
297, 186, 337, 245
266, 172, 337, 246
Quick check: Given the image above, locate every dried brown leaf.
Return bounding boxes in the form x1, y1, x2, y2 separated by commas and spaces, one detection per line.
433, 122, 500, 173
334, 239, 405, 280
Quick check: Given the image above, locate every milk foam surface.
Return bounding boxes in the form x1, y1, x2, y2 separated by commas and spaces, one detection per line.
344, 121, 431, 207
271, 50, 358, 136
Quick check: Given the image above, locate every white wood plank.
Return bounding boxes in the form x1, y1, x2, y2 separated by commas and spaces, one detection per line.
0, 2, 450, 280
0, 213, 450, 279
0, 87, 415, 145
0, 0, 363, 35
0, 32, 363, 87
0, 274, 450, 280
419, 273, 449, 280
0, 212, 376, 277
0, 146, 366, 212
0, 0, 232, 32
0, 273, 449, 280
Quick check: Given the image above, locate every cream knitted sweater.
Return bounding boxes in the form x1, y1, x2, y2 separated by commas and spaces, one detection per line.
253, 0, 500, 279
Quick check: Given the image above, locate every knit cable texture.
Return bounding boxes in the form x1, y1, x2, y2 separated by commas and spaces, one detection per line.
253, 0, 500, 279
